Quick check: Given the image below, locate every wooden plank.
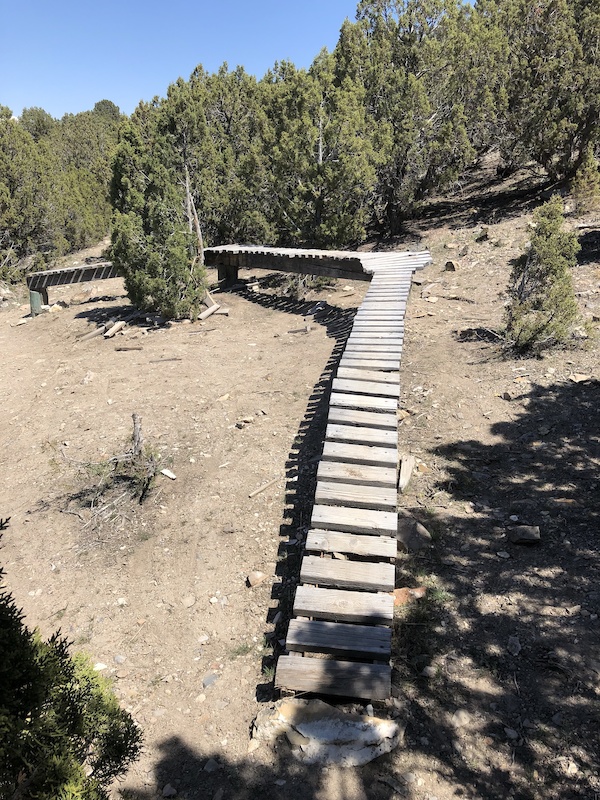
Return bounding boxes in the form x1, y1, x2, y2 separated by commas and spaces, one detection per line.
312, 504, 397, 537
347, 338, 403, 348
399, 454, 416, 493
351, 324, 405, 331
325, 423, 397, 448
330, 392, 398, 412
286, 619, 391, 659
337, 367, 399, 385
314, 481, 397, 511
327, 407, 397, 429
317, 460, 397, 488
300, 555, 395, 592
348, 332, 404, 341
306, 527, 396, 557
275, 655, 391, 699
341, 350, 400, 361
293, 585, 394, 624
340, 358, 400, 371
344, 345, 403, 354
332, 378, 399, 399
322, 441, 397, 467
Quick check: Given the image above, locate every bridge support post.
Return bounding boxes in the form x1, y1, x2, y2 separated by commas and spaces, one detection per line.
217, 264, 238, 288
29, 288, 48, 316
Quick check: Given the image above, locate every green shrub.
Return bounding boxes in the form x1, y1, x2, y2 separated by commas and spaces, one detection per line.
0, 533, 142, 799
571, 145, 600, 214
505, 195, 580, 352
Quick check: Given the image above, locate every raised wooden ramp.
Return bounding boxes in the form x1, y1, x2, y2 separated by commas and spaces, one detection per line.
267, 250, 431, 700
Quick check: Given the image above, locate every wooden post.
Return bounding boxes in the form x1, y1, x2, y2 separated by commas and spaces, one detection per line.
29, 288, 48, 316
217, 264, 238, 288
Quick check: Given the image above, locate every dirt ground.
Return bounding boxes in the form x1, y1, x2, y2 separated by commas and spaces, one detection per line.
1, 173, 600, 800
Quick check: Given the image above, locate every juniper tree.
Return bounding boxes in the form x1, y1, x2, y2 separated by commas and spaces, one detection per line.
0, 539, 141, 799
505, 196, 580, 352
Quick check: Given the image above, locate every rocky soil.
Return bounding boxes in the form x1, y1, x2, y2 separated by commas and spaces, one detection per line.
1, 172, 599, 800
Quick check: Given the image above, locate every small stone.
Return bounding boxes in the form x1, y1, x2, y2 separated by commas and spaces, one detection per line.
507, 636, 522, 656
202, 673, 219, 689
365, 704, 374, 717
181, 594, 196, 608
497, 551, 510, 559
194, 694, 206, 704
209, 596, 219, 604
552, 712, 563, 726
117, 597, 128, 606
274, 779, 286, 786
248, 739, 260, 753
197, 633, 210, 645
160, 469, 177, 480
213, 790, 224, 800
508, 525, 541, 545
203, 758, 220, 773
422, 666, 436, 678
504, 727, 519, 740
502, 391, 512, 401
114, 654, 127, 664
451, 709, 471, 728
247, 570, 267, 588
93, 663, 107, 671
162, 784, 177, 797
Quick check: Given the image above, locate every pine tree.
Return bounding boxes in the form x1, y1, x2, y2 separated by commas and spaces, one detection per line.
505, 196, 580, 352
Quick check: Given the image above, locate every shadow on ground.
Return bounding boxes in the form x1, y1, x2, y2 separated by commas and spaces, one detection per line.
390, 376, 600, 799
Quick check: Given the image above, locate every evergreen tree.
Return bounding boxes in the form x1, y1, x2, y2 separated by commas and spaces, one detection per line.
505, 196, 580, 352
571, 144, 600, 214
0, 540, 141, 799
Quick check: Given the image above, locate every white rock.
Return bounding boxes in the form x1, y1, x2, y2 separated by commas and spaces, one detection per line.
253, 698, 403, 767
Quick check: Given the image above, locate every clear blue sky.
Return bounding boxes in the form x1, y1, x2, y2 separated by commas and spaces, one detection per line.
2, 1, 359, 119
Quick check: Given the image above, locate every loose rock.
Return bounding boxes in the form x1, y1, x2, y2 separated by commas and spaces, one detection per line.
247, 570, 267, 587
252, 698, 404, 766
508, 525, 541, 545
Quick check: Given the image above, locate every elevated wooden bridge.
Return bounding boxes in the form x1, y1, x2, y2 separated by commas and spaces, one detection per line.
206, 245, 432, 700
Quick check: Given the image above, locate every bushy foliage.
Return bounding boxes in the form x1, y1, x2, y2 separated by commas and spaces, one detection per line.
0, 101, 121, 283
0, 540, 141, 799
505, 196, 580, 352
571, 145, 600, 214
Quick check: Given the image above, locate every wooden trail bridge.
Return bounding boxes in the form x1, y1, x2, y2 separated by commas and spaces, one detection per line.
26, 244, 432, 699
206, 245, 432, 700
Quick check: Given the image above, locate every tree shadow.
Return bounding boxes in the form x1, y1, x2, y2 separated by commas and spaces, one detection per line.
390, 376, 600, 799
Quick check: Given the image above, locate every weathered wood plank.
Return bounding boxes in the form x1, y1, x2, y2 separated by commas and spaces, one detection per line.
336, 367, 399, 385
312, 504, 397, 536
306, 527, 397, 556
315, 480, 397, 511
344, 345, 403, 353
286, 619, 391, 659
398, 454, 417, 493
275, 655, 391, 699
327, 407, 397, 429
330, 392, 398, 412
300, 555, 395, 591
322, 440, 398, 467
332, 378, 400, 399
340, 358, 401, 371
325, 423, 397, 448
317, 460, 397, 488
293, 585, 394, 624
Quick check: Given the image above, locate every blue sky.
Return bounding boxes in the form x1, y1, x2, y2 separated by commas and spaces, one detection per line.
2, 1, 359, 119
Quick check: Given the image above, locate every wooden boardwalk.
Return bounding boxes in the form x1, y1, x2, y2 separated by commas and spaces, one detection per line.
245, 249, 431, 700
